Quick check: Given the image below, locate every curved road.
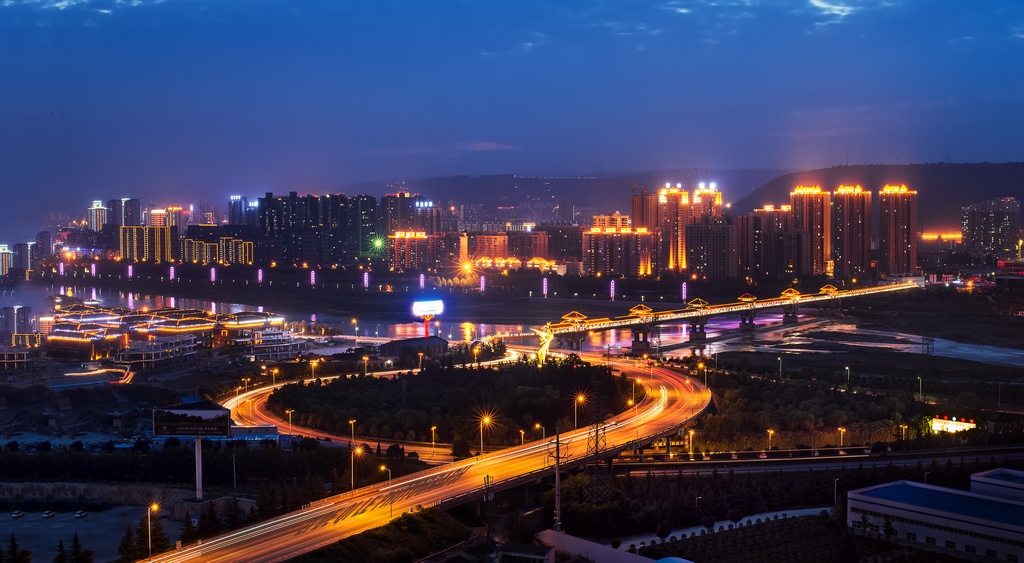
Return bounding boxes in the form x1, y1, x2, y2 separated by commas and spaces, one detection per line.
158, 357, 708, 563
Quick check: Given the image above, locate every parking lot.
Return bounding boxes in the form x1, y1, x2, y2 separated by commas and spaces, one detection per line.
0, 506, 183, 563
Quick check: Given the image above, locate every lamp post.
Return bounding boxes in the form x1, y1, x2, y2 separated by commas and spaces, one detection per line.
243, 377, 251, 393
839, 427, 846, 448
845, 366, 850, 389
431, 426, 437, 457
834, 478, 840, 504
574, 394, 586, 430
479, 416, 490, 455
628, 399, 638, 439
777, 357, 782, 379
148, 503, 159, 561
351, 447, 362, 491
272, 368, 278, 385
698, 362, 706, 387
899, 424, 908, 441
245, 398, 253, 424
380, 465, 393, 519
310, 361, 317, 380
473, 347, 479, 366
418, 352, 423, 370
286, 409, 294, 442
689, 429, 695, 459
352, 318, 358, 347
917, 376, 922, 402
520, 429, 525, 445
362, 355, 369, 374
535, 423, 545, 439
768, 429, 774, 452
376, 323, 380, 339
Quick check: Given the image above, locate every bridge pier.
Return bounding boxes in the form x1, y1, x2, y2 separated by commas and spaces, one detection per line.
739, 310, 756, 331
631, 329, 651, 354
688, 318, 707, 341
782, 305, 799, 324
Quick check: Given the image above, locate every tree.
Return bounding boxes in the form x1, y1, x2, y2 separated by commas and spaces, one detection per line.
8, 533, 31, 563
52, 540, 69, 563
450, 436, 472, 458
655, 520, 672, 541
224, 498, 242, 529
197, 502, 221, 539
117, 526, 136, 562
69, 533, 94, 563
858, 511, 870, 532
882, 515, 896, 541
179, 514, 198, 545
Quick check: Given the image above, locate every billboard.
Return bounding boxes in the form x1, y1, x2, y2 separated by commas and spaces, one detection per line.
412, 300, 444, 317
153, 403, 232, 437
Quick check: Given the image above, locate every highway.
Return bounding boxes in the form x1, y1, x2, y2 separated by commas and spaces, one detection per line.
158, 357, 710, 562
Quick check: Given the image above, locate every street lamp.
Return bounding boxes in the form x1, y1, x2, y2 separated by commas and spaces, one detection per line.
917, 376, 922, 402
363, 355, 369, 374
839, 427, 846, 448
767, 429, 774, 451
473, 346, 479, 366
148, 503, 159, 561
351, 447, 362, 491
310, 361, 318, 379
431, 426, 437, 457
689, 429, 695, 459
380, 465, 393, 520
418, 352, 424, 370
479, 416, 490, 455
899, 424, 908, 441
242, 377, 251, 393
376, 323, 380, 339
834, 478, 840, 504
777, 357, 782, 379
574, 394, 586, 429
845, 366, 850, 389
535, 423, 545, 439
698, 362, 706, 387
272, 368, 279, 385
352, 318, 358, 347
286, 409, 294, 442
520, 429, 525, 445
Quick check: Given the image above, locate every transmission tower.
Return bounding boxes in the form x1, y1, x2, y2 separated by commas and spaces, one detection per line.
583, 385, 611, 503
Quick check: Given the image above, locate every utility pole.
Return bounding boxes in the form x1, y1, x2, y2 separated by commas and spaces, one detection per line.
554, 426, 562, 533
232, 453, 237, 490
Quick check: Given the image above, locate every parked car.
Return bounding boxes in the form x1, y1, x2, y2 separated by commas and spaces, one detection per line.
74, 511, 87, 519
42, 511, 55, 518
11, 511, 24, 519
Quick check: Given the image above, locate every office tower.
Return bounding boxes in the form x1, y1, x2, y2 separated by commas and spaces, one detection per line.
0, 246, 12, 276
165, 206, 186, 230
658, 184, 690, 272
414, 200, 443, 235
686, 213, 737, 280
12, 243, 33, 272
592, 212, 631, 230
878, 184, 918, 276
106, 198, 142, 226
557, 199, 575, 223
832, 185, 872, 279
961, 197, 1021, 255
534, 224, 585, 262
790, 186, 832, 276
228, 196, 249, 225
347, 195, 378, 258
691, 183, 723, 219
387, 232, 440, 271
630, 187, 658, 231
34, 231, 52, 260
583, 224, 658, 277
321, 194, 349, 263
119, 226, 174, 263
148, 208, 167, 227
0, 306, 31, 334
87, 201, 107, 231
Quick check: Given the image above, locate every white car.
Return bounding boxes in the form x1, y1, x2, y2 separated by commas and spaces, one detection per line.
42, 511, 55, 519
11, 511, 24, 519
74, 511, 87, 519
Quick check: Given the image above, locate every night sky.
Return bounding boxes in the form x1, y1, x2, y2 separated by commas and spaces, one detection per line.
0, 0, 1022, 241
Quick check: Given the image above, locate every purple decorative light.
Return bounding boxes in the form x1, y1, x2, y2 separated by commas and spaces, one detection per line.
258, 268, 263, 283
363, 271, 369, 288
210, 267, 216, 283
128, 265, 133, 279
59, 263, 64, 276
543, 277, 548, 297
480, 275, 486, 293
127, 294, 134, 310
310, 270, 316, 286
91, 288, 97, 300
90, 263, 96, 277
610, 280, 616, 301
419, 273, 425, 289
257, 306, 263, 312
169, 266, 175, 280
682, 282, 687, 302
169, 297, 176, 308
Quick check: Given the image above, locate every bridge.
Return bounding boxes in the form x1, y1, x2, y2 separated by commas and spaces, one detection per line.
488, 281, 921, 361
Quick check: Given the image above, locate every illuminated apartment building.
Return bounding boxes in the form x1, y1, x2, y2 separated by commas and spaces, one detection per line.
878, 184, 918, 276
832, 185, 872, 279
790, 186, 832, 276
87, 201, 107, 231
658, 184, 690, 272
691, 183, 723, 219
119, 226, 174, 262
583, 223, 658, 277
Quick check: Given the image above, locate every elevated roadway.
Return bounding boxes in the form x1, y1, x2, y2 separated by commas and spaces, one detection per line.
160, 358, 709, 562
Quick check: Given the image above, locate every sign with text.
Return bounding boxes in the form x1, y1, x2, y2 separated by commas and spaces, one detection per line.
153, 405, 232, 437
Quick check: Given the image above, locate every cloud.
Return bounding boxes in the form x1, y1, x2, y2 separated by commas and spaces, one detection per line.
357, 140, 520, 158
459, 141, 520, 152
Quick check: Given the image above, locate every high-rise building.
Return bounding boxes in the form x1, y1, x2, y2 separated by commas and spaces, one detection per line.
686, 213, 737, 280
465, 233, 509, 260
961, 197, 1021, 256
583, 225, 658, 277
414, 200, 443, 235
106, 198, 142, 226
592, 212, 631, 230
556, 199, 575, 223
738, 205, 792, 279
832, 185, 872, 279
534, 224, 585, 262
347, 195, 379, 258
691, 183, 723, 219
630, 187, 658, 231
228, 196, 249, 225
658, 185, 690, 272
34, 231, 52, 261
508, 232, 549, 260
0, 306, 32, 334
87, 201, 107, 231
12, 242, 34, 272
878, 184, 918, 276
148, 208, 167, 227
119, 226, 174, 263
0, 246, 13, 276
380, 192, 416, 236
790, 186, 832, 276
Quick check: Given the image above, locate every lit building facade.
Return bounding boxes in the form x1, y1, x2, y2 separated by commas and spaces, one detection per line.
878, 184, 918, 276
738, 205, 792, 279
790, 186, 832, 276
961, 197, 1021, 256
583, 226, 658, 277
87, 201, 107, 231
686, 214, 737, 280
119, 226, 174, 263
658, 185, 690, 272
832, 185, 872, 279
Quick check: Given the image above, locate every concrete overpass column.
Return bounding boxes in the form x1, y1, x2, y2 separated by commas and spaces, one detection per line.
688, 319, 707, 341
740, 310, 756, 331
782, 305, 799, 324
631, 330, 652, 354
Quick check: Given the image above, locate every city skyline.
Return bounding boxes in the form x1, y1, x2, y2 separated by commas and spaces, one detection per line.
1, 1, 1023, 241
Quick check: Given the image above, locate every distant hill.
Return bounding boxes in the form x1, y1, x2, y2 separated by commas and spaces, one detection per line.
733, 163, 1024, 232
341, 168, 799, 214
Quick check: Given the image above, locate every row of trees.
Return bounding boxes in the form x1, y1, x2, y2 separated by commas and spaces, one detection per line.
0, 532, 93, 563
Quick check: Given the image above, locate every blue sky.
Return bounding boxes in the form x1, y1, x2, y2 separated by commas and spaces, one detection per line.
0, 0, 1022, 239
